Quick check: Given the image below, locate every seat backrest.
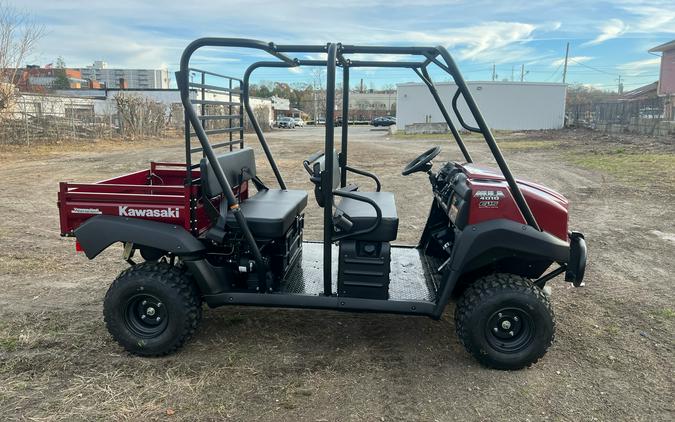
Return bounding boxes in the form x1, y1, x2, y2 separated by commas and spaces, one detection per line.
310, 150, 340, 207
200, 147, 256, 197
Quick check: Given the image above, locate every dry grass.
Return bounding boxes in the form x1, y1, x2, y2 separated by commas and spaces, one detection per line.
570, 151, 675, 187
0, 127, 673, 421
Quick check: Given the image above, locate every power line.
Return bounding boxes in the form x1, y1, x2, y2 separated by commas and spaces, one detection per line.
547, 62, 563, 82
569, 58, 617, 76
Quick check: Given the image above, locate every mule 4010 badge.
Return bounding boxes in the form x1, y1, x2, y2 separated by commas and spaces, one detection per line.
475, 190, 505, 208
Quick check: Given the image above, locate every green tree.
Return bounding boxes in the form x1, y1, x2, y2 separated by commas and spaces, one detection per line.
52, 56, 70, 89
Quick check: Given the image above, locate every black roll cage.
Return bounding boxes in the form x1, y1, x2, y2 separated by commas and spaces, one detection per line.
177, 38, 541, 297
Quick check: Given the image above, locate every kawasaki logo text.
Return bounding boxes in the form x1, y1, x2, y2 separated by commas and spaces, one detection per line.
118, 206, 180, 218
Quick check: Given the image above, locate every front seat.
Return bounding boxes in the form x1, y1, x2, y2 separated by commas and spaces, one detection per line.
304, 150, 398, 242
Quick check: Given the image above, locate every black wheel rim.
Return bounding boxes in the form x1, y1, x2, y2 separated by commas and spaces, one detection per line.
124, 293, 168, 338
485, 307, 534, 353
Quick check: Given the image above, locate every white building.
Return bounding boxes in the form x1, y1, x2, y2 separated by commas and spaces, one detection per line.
396, 81, 567, 131
350, 91, 396, 112
9, 92, 96, 119
77, 61, 170, 89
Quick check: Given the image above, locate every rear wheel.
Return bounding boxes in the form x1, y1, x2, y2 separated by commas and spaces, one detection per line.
454, 273, 555, 370
103, 262, 202, 356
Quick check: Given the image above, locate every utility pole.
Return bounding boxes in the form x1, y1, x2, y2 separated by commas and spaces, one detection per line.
492, 64, 496, 81
520, 64, 525, 82
617, 75, 623, 94
562, 42, 570, 83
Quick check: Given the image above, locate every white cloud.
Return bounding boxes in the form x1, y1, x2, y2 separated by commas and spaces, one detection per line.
616, 2, 675, 34
386, 22, 537, 62
551, 56, 593, 67
582, 19, 628, 46
617, 57, 661, 76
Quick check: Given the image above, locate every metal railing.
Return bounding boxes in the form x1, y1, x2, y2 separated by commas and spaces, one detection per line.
184, 68, 244, 179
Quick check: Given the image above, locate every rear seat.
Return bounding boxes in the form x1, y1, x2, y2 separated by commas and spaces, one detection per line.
200, 148, 307, 239
225, 189, 307, 238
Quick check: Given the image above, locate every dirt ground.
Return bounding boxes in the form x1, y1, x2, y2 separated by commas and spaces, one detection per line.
0, 127, 673, 421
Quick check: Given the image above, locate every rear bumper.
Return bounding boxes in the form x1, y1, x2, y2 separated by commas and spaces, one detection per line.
565, 231, 587, 287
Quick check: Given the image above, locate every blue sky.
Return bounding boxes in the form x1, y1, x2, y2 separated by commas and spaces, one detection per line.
11, 0, 675, 92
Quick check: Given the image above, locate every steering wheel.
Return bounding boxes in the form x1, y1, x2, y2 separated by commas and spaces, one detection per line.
402, 146, 441, 176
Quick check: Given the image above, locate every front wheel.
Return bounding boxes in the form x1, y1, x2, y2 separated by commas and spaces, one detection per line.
454, 273, 555, 370
103, 262, 202, 356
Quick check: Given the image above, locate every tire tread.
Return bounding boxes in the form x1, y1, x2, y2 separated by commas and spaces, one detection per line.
103, 261, 202, 356
454, 273, 555, 369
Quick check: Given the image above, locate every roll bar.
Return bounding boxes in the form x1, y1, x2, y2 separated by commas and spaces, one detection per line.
176, 38, 542, 295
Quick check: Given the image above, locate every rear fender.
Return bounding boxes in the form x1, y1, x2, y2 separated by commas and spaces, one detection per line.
74, 215, 205, 259
431, 219, 570, 319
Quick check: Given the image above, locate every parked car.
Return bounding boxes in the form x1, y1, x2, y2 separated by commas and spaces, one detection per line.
371, 116, 396, 127
276, 117, 296, 129
293, 118, 305, 127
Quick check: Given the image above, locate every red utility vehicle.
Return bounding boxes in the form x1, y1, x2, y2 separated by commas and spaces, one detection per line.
57, 38, 586, 370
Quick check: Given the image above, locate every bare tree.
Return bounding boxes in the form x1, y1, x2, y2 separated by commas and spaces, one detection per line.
309, 68, 326, 123
114, 93, 169, 140
0, 2, 45, 115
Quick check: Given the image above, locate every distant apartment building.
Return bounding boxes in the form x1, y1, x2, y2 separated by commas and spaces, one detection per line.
77, 61, 170, 89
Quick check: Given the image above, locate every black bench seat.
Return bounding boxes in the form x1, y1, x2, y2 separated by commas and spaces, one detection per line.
200, 148, 307, 240
226, 189, 307, 238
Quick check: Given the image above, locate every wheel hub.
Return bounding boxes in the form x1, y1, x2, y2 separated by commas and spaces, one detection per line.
124, 294, 168, 338
485, 307, 534, 353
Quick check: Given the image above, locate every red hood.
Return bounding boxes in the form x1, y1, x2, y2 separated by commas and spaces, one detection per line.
458, 163, 569, 240
459, 163, 568, 206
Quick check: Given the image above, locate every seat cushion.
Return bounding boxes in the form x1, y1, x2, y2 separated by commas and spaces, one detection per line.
226, 189, 308, 238
335, 191, 398, 241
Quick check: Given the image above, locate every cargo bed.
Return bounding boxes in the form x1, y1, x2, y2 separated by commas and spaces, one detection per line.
57, 162, 212, 236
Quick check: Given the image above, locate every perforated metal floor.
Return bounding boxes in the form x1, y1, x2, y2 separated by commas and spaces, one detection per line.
280, 242, 439, 302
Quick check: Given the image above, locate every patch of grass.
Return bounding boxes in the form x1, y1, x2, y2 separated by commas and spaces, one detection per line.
654, 308, 675, 319
499, 140, 560, 150
0, 335, 18, 352
390, 132, 463, 140
569, 151, 675, 187
605, 325, 620, 335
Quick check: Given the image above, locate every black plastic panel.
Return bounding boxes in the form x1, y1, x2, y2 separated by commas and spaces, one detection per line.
281, 242, 437, 302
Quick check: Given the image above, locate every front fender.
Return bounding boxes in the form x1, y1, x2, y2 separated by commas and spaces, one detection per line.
74, 215, 205, 259
431, 219, 570, 319
450, 219, 570, 273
